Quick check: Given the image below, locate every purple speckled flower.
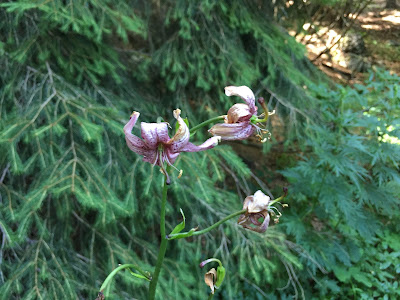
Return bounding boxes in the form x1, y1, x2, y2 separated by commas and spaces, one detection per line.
209, 86, 258, 140
124, 109, 220, 184
209, 86, 272, 142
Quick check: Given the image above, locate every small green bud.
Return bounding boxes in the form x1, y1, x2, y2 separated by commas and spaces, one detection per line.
215, 266, 226, 288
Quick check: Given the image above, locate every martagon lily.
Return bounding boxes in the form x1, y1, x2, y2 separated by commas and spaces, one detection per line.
124, 108, 220, 184
209, 86, 273, 141
238, 189, 288, 233
238, 190, 271, 233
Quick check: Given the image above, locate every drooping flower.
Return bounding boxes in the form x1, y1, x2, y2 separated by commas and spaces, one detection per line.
204, 268, 217, 294
209, 86, 273, 141
199, 258, 226, 295
237, 190, 271, 233
238, 189, 288, 233
124, 109, 220, 184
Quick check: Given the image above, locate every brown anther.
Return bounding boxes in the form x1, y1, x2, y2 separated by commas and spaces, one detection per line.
257, 97, 265, 105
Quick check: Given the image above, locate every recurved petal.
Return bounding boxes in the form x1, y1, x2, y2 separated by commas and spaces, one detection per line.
226, 103, 253, 123
123, 111, 140, 134
224, 86, 257, 115
204, 268, 217, 294
179, 136, 220, 152
141, 122, 170, 149
253, 212, 270, 233
209, 122, 255, 140
124, 112, 151, 156
166, 109, 190, 152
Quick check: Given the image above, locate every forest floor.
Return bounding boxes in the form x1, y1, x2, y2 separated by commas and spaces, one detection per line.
294, 0, 400, 84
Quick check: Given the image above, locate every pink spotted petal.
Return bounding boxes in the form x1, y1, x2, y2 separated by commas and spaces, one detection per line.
166, 109, 190, 152
142, 150, 158, 165
208, 122, 255, 140
124, 112, 152, 156
165, 150, 180, 165
224, 86, 257, 115
141, 122, 170, 148
179, 136, 220, 152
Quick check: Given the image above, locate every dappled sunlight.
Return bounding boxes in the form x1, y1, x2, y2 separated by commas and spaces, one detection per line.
359, 10, 400, 30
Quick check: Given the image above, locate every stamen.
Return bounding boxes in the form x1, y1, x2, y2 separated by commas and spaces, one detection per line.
269, 206, 282, 217
158, 150, 171, 185
162, 151, 183, 181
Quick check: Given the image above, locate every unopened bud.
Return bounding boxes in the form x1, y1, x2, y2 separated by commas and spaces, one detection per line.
283, 187, 288, 196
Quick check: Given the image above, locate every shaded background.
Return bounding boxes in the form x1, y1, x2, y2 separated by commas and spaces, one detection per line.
0, 1, 399, 299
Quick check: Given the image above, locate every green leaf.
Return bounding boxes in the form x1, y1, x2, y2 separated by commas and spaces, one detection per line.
127, 269, 150, 281
170, 208, 186, 235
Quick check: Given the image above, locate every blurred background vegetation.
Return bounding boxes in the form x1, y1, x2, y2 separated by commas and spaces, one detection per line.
0, 0, 399, 299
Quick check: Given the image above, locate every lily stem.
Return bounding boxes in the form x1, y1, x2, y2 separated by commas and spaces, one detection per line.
167, 209, 246, 240
189, 115, 225, 137
99, 264, 151, 294
208, 293, 215, 300
147, 176, 169, 300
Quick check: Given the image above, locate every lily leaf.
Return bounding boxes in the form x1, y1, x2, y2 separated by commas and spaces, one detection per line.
170, 208, 186, 235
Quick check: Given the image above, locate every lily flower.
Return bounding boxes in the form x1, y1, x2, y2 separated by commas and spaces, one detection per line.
238, 190, 271, 233
238, 189, 288, 233
209, 86, 273, 142
124, 109, 220, 184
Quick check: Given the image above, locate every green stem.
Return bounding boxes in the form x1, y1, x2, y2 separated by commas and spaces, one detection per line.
208, 293, 215, 300
147, 177, 169, 300
189, 116, 225, 137
99, 264, 151, 293
269, 195, 286, 207
167, 209, 246, 240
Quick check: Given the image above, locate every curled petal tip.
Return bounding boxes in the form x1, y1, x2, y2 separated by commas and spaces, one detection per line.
130, 111, 140, 119
173, 108, 181, 119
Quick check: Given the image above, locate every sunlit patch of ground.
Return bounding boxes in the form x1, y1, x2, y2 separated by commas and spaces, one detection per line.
290, 0, 400, 83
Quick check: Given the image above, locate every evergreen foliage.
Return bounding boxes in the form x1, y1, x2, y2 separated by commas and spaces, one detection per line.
0, 0, 399, 299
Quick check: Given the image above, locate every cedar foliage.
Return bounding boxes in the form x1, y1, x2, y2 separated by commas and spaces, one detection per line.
0, 1, 399, 299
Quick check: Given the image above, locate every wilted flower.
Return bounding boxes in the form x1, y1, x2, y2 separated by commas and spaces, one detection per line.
204, 268, 217, 294
124, 109, 220, 184
209, 86, 273, 141
238, 190, 271, 233
199, 258, 226, 295
238, 189, 288, 233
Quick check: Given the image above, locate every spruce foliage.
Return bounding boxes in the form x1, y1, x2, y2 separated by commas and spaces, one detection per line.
0, 1, 399, 299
